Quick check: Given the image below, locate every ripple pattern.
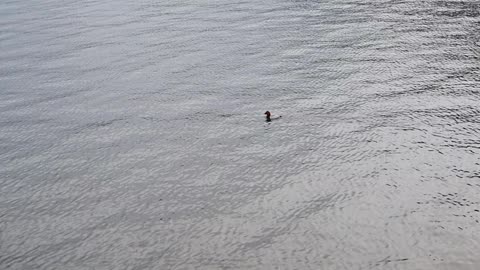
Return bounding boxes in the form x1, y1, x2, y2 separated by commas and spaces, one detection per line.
1, 0, 480, 269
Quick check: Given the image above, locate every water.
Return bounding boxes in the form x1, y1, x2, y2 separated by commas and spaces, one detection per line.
1, 0, 480, 269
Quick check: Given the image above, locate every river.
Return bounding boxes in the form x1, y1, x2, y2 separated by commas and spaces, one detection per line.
1, 0, 480, 269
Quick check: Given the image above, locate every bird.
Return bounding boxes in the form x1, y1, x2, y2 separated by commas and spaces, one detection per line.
264, 111, 281, 122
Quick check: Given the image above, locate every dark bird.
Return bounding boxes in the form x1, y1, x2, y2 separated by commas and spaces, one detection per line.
264, 111, 281, 122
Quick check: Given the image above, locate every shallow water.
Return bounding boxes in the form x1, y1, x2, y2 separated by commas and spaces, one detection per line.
1, 0, 480, 269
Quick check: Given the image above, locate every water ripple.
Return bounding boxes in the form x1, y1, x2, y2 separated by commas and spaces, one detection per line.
2, 0, 480, 269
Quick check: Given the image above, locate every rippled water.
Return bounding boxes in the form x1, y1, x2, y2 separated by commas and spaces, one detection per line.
1, 0, 480, 269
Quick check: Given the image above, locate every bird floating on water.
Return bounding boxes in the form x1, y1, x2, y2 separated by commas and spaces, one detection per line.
264, 111, 281, 122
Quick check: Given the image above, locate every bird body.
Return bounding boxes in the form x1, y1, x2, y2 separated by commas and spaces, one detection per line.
264, 111, 281, 122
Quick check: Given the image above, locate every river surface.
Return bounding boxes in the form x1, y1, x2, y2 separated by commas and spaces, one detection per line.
1, 0, 480, 269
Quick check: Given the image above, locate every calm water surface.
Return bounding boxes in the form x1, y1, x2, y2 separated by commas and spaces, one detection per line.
1, 0, 480, 269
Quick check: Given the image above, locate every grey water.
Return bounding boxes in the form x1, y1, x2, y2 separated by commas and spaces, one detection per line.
1, 0, 480, 269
